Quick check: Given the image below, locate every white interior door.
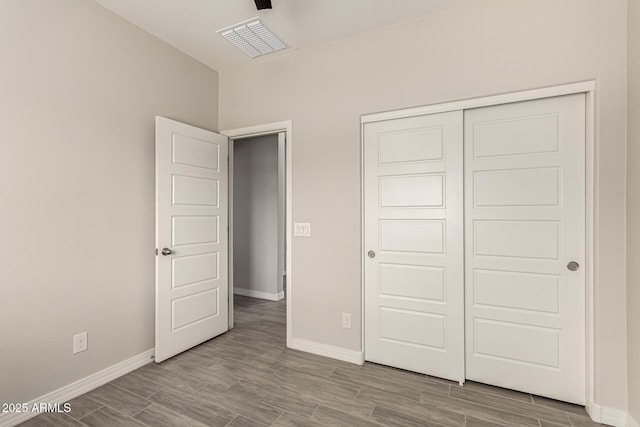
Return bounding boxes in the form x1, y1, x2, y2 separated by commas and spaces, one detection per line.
155, 116, 228, 363
364, 111, 464, 383
464, 94, 586, 404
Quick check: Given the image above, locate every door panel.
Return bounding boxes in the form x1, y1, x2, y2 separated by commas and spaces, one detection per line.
156, 117, 228, 363
364, 111, 464, 382
464, 94, 585, 404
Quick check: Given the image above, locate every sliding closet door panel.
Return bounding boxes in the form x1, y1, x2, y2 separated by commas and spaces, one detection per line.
364, 111, 464, 382
464, 94, 586, 404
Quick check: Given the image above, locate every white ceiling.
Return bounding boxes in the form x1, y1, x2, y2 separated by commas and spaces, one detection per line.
94, 0, 467, 71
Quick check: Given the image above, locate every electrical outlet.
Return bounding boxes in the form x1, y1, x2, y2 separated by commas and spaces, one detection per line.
342, 313, 351, 329
73, 332, 88, 354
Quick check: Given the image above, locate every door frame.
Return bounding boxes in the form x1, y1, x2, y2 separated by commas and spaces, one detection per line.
360, 81, 596, 412
221, 120, 293, 346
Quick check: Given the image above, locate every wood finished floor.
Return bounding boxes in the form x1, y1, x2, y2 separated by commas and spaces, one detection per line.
21, 296, 599, 427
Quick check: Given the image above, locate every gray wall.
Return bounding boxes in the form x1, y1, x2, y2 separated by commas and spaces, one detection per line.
0, 0, 218, 404
627, 0, 640, 422
233, 135, 283, 299
220, 0, 628, 410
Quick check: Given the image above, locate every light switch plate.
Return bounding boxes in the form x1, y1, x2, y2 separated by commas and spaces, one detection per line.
294, 222, 311, 237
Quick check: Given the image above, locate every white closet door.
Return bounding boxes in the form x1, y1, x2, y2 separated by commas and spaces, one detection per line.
464, 94, 586, 404
364, 111, 464, 382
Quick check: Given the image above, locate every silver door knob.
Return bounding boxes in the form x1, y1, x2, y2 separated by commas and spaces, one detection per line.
567, 261, 580, 271
161, 248, 173, 256
367, 250, 376, 259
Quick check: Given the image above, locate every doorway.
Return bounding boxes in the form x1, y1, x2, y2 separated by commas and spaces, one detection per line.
230, 133, 286, 302
223, 121, 293, 343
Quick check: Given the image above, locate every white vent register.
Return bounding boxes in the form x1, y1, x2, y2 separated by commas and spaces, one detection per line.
218, 18, 287, 58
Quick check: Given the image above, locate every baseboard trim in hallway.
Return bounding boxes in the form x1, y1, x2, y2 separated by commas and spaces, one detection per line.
234, 287, 284, 301
0, 349, 154, 427
290, 337, 364, 365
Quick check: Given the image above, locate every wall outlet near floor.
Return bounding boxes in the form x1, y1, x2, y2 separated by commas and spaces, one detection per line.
342, 313, 352, 329
73, 331, 88, 354
294, 222, 311, 237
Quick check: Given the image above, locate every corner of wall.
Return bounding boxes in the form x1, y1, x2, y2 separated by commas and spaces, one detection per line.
628, 0, 640, 423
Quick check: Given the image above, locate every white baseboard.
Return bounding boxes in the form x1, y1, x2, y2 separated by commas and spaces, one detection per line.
0, 349, 154, 427
234, 288, 284, 301
628, 414, 640, 427
589, 402, 630, 427
289, 337, 364, 365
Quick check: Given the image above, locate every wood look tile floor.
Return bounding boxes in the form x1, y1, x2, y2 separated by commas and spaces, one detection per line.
21, 296, 599, 427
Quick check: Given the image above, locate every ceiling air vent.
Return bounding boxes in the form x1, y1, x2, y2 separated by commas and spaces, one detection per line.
218, 18, 287, 58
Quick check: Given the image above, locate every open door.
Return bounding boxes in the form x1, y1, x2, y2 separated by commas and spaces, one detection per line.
155, 117, 229, 363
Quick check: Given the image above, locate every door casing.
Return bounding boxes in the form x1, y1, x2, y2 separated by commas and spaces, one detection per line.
360, 81, 596, 413
221, 121, 293, 345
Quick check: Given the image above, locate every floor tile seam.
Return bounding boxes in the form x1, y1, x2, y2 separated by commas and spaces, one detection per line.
235, 401, 284, 426
529, 400, 588, 418
130, 411, 158, 427
161, 363, 236, 393
566, 413, 590, 427
465, 414, 517, 427
223, 414, 240, 427
268, 411, 289, 426
337, 369, 453, 396
83, 388, 153, 419
146, 385, 166, 397
241, 386, 310, 413
66, 395, 105, 422
200, 386, 285, 423
149, 391, 243, 427
452, 385, 539, 405
445, 384, 452, 396
217, 355, 281, 374
261, 397, 321, 419
128, 401, 154, 419
369, 399, 467, 427
123, 372, 170, 395
329, 375, 435, 402
77, 404, 130, 422
172, 351, 225, 366
309, 404, 321, 420
266, 353, 343, 372
73, 403, 105, 422
108, 380, 157, 402
446, 391, 573, 425
419, 393, 544, 427
292, 377, 363, 400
